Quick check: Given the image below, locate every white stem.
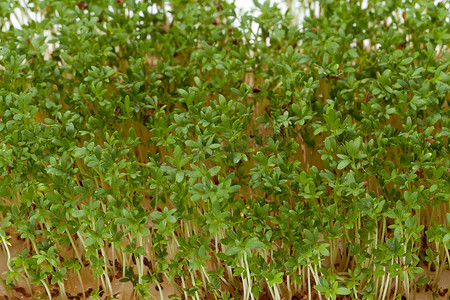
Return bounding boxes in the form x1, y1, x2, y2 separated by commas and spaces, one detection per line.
41, 280, 52, 300
155, 279, 164, 300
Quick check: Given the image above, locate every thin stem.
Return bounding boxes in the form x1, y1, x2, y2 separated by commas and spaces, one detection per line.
155, 279, 164, 300
0, 236, 13, 272
307, 268, 311, 300
41, 280, 52, 300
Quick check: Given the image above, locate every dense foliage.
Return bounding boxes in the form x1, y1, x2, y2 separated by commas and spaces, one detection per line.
0, 0, 449, 299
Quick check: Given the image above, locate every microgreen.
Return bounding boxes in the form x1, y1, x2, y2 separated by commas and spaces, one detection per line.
0, 0, 448, 299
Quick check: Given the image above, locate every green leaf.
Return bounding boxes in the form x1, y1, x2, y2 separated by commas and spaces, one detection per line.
314, 285, 327, 293
336, 287, 351, 295
71, 210, 86, 218
73, 148, 87, 158
116, 218, 130, 225
208, 166, 221, 177
409, 267, 423, 274
225, 247, 241, 256
176, 171, 184, 183
87, 159, 99, 168
246, 237, 264, 249
337, 160, 351, 170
